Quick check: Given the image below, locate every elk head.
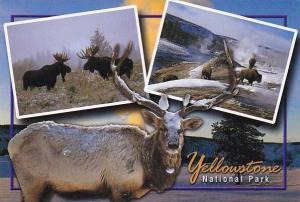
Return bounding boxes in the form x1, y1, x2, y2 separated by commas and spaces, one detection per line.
53, 52, 71, 73
77, 45, 99, 72
110, 40, 238, 155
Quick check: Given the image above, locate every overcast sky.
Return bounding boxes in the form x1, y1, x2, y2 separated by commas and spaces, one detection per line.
168, 1, 295, 53
6, 7, 140, 63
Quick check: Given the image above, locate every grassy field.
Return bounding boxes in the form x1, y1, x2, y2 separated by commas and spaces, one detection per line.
15, 64, 145, 116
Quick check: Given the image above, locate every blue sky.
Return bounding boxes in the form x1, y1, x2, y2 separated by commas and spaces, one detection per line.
0, 0, 299, 143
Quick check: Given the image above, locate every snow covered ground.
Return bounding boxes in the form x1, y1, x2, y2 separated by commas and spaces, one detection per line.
236, 65, 283, 85
188, 65, 203, 79
158, 39, 190, 57
146, 79, 227, 91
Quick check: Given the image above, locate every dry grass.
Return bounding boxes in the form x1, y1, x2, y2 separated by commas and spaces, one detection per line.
151, 62, 200, 83
15, 64, 145, 116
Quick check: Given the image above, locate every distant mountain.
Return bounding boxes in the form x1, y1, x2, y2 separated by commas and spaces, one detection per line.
182, 136, 300, 167
162, 14, 226, 56
154, 13, 288, 77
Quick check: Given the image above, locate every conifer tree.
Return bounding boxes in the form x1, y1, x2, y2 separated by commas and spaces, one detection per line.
212, 115, 265, 183
90, 29, 112, 57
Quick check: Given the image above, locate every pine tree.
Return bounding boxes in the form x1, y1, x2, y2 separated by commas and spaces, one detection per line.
90, 29, 112, 57
212, 116, 265, 183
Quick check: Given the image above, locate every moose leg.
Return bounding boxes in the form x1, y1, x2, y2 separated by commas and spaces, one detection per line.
23, 82, 28, 91
61, 73, 66, 82
126, 72, 131, 79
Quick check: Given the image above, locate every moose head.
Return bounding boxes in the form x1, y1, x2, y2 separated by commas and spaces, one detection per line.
53, 52, 71, 82
110, 40, 239, 155
77, 45, 99, 73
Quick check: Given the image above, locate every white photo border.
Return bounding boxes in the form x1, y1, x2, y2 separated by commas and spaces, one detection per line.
145, 0, 298, 124
4, 6, 147, 119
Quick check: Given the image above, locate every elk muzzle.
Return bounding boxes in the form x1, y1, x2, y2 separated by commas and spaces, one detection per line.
168, 137, 179, 150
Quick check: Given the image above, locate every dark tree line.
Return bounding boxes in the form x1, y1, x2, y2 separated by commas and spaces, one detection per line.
161, 18, 198, 46
212, 115, 265, 165
212, 115, 265, 183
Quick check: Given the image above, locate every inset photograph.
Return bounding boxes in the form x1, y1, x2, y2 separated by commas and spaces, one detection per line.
145, 0, 297, 124
4, 6, 146, 119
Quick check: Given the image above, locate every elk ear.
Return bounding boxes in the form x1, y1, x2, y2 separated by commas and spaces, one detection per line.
182, 117, 203, 130
141, 109, 162, 126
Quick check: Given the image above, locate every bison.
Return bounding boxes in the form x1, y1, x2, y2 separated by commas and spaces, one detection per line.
201, 65, 212, 80
248, 55, 256, 69
239, 68, 262, 86
162, 74, 178, 82
23, 53, 71, 90
77, 45, 133, 80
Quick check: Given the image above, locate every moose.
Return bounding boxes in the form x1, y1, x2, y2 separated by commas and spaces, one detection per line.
22, 53, 71, 91
8, 40, 238, 202
239, 68, 262, 86
77, 45, 133, 80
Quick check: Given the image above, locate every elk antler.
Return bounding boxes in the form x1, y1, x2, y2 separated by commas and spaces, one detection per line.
110, 41, 166, 116
53, 52, 70, 62
77, 45, 99, 59
178, 40, 239, 117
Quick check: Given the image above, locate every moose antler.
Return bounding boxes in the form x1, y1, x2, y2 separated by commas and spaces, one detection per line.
53, 52, 70, 62
77, 45, 99, 59
110, 41, 166, 116
178, 40, 239, 117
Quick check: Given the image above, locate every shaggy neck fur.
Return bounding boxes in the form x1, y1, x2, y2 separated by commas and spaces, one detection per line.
142, 130, 182, 192
52, 62, 64, 76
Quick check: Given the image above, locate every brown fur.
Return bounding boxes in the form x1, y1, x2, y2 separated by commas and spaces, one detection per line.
8, 121, 186, 202
239, 68, 262, 86
162, 74, 178, 82
201, 65, 212, 80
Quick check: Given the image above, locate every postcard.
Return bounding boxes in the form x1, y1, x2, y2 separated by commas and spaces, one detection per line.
4, 6, 146, 119
145, 0, 297, 124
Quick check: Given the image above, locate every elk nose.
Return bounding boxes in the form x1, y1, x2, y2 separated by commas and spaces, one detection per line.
168, 141, 179, 149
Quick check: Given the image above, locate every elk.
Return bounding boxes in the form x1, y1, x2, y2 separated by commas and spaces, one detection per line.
23, 52, 71, 90
77, 45, 133, 80
9, 40, 238, 202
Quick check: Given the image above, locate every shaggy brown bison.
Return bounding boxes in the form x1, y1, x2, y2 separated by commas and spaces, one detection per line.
23, 53, 71, 91
77, 45, 133, 80
239, 68, 262, 86
201, 65, 212, 80
162, 74, 178, 82
249, 56, 256, 69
